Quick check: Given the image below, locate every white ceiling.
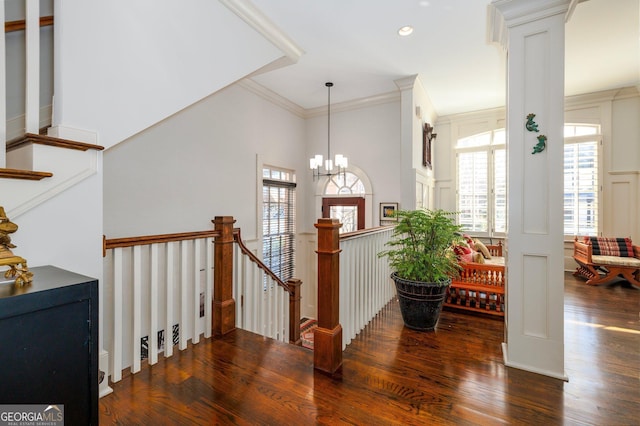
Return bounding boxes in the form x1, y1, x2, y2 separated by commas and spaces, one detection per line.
248, 0, 639, 116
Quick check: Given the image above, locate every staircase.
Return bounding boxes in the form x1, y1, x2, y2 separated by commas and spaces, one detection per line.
1, 132, 103, 217
1, 0, 302, 399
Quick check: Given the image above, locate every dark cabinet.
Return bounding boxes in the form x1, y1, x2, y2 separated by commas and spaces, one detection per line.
0, 265, 98, 425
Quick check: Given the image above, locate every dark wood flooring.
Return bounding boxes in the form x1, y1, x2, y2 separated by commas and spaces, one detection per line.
99, 273, 640, 425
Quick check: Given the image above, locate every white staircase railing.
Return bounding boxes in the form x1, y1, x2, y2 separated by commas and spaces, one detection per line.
232, 239, 290, 343
339, 226, 395, 349
103, 226, 295, 384
103, 232, 215, 383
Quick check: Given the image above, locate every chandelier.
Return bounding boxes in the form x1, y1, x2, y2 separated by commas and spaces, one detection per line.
310, 82, 348, 180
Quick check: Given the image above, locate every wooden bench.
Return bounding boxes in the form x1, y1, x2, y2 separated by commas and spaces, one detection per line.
573, 236, 640, 286
445, 242, 505, 317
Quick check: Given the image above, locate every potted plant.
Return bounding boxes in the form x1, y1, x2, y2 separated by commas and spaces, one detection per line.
379, 209, 463, 331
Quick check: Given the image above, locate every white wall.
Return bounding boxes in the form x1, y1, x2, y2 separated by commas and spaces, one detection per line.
8, 171, 103, 281
52, 0, 286, 149
104, 84, 306, 240
302, 98, 402, 230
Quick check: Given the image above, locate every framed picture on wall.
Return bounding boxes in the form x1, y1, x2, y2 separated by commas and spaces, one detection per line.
423, 122, 436, 169
380, 202, 399, 223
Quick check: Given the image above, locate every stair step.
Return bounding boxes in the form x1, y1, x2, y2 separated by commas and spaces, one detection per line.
0, 168, 53, 180
7, 133, 105, 152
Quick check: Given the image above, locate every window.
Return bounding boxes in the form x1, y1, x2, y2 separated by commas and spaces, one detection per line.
323, 172, 365, 233
455, 124, 599, 237
262, 166, 296, 283
456, 129, 505, 236
563, 124, 600, 236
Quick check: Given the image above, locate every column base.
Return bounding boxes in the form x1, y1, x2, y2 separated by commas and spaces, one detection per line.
213, 298, 236, 336
314, 325, 343, 374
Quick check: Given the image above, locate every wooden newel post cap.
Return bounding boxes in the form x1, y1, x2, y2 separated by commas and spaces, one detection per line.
315, 218, 342, 251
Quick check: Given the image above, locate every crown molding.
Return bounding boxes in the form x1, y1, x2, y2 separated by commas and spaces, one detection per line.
565, 86, 640, 108
238, 79, 306, 118
240, 79, 401, 119
394, 75, 418, 92
491, 0, 571, 27
219, 0, 304, 63
304, 91, 401, 118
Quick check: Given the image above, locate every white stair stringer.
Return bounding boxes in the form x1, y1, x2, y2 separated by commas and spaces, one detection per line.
2, 141, 99, 219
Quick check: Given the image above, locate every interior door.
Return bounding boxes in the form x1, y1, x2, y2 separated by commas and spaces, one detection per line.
322, 197, 365, 233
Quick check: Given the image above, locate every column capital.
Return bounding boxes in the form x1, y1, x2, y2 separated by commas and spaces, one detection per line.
488, 0, 571, 48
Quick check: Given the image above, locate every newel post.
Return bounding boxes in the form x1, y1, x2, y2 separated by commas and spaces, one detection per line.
314, 218, 343, 374
212, 216, 236, 336
287, 278, 302, 344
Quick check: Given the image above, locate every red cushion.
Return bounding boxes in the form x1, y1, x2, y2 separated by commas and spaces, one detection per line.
454, 245, 474, 262
587, 237, 634, 257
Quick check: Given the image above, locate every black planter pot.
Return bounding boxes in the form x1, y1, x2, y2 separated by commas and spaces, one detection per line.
391, 272, 451, 331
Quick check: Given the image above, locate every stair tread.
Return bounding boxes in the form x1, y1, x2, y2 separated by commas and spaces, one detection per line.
0, 168, 53, 180
7, 133, 104, 152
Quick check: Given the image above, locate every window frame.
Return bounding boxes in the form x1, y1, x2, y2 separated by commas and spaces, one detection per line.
455, 129, 506, 239
262, 166, 296, 284
563, 124, 602, 237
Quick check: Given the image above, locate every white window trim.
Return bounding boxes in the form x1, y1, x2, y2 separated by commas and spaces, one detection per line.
455, 131, 506, 239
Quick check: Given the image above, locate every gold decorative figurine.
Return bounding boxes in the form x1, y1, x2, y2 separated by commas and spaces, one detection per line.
0, 206, 33, 286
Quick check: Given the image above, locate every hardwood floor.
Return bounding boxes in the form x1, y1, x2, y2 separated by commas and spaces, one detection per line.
99, 273, 639, 425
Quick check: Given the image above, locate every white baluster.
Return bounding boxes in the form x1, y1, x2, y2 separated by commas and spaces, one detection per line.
132, 245, 142, 374
193, 239, 201, 345
179, 240, 189, 350
149, 244, 159, 365
112, 248, 123, 382
205, 237, 213, 338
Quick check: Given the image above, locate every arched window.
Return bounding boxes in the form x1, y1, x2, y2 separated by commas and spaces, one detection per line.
324, 172, 366, 195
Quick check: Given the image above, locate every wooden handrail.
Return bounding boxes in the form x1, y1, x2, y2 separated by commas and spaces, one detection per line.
340, 225, 393, 241
232, 228, 293, 295
5, 16, 54, 33
104, 222, 301, 344
104, 230, 220, 255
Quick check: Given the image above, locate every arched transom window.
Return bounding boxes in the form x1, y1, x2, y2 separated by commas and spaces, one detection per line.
324, 172, 365, 195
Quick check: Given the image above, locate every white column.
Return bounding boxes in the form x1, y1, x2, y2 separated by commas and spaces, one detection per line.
25, 0, 40, 133
490, 0, 570, 380
394, 75, 418, 210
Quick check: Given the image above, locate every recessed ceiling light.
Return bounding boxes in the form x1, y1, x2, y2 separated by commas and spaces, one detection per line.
398, 26, 414, 37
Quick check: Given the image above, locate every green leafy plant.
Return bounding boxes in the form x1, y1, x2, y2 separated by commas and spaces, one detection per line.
379, 209, 464, 284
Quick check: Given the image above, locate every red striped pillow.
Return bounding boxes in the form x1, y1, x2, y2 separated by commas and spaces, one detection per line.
586, 237, 633, 257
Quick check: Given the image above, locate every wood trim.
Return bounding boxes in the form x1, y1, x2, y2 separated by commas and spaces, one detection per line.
7, 133, 105, 152
0, 168, 52, 180
340, 225, 393, 241
232, 228, 293, 295
313, 218, 343, 374
213, 216, 236, 336
322, 196, 366, 231
5, 16, 54, 33
104, 230, 220, 252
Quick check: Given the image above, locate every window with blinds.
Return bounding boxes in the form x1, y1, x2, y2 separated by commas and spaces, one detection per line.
455, 124, 600, 238
563, 124, 600, 236
456, 129, 505, 236
262, 167, 296, 284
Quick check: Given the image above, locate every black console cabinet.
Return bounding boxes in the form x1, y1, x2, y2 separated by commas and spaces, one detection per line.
0, 265, 98, 425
